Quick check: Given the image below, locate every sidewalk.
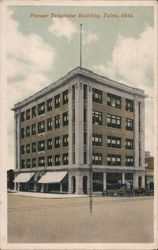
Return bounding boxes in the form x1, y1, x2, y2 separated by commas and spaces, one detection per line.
8, 190, 89, 199
8, 190, 153, 200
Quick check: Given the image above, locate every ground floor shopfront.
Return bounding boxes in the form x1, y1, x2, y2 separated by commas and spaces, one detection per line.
14, 167, 145, 195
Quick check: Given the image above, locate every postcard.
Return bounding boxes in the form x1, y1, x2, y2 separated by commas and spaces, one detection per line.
0, 1, 157, 249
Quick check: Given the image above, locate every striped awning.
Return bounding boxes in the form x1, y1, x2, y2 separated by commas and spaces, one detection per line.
38, 171, 67, 184
14, 173, 34, 183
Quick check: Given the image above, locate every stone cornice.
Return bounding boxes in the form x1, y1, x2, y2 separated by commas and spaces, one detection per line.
12, 66, 146, 111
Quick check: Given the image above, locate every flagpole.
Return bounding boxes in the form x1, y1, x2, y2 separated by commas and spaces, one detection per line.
80, 24, 82, 68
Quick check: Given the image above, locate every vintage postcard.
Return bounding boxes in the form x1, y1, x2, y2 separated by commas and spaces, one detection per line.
0, 0, 157, 249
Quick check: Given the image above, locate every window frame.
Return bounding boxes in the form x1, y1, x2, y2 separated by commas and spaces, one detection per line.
55, 136, 60, 148
63, 111, 68, 126
63, 90, 68, 105
107, 93, 121, 109
107, 136, 121, 148
92, 88, 102, 103
92, 153, 102, 165
38, 102, 45, 115
107, 154, 121, 166
54, 114, 60, 129
47, 98, 53, 111
38, 120, 45, 133
63, 134, 69, 147
92, 110, 102, 125
126, 118, 134, 131
92, 134, 102, 146
107, 114, 121, 129
55, 94, 61, 108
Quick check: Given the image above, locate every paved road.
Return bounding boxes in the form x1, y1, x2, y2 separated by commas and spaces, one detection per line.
8, 195, 153, 243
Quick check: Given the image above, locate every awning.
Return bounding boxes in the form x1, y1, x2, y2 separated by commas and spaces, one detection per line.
14, 173, 34, 183
38, 171, 67, 184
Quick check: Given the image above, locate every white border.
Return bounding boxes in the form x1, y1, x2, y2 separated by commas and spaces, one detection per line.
0, 1, 157, 250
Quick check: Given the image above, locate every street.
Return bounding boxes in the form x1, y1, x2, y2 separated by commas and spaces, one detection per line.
8, 194, 153, 243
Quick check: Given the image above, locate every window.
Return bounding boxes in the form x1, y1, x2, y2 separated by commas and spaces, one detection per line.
126, 156, 134, 166
63, 153, 68, 165
63, 90, 68, 104
47, 98, 53, 111
21, 159, 25, 169
26, 159, 31, 168
26, 109, 30, 120
92, 153, 102, 165
107, 93, 121, 109
92, 134, 102, 146
107, 136, 121, 148
32, 124, 36, 135
55, 94, 60, 108
32, 142, 36, 153
126, 118, 134, 131
26, 126, 30, 137
38, 102, 45, 115
107, 114, 121, 128
55, 136, 60, 148
55, 154, 60, 166
38, 120, 45, 133
32, 158, 36, 168
126, 139, 134, 150
47, 155, 53, 166
20, 112, 25, 122
47, 138, 52, 150
21, 145, 25, 154
55, 114, 60, 128
38, 157, 45, 167
92, 88, 102, 103
38, 140, 45, 152
107, 154, 121, 166
21, 128, 25, 138
32, 106, 36, 118
63, 134, 68, 147
92, 111, 102, 125
47, 118, 53, 131
63, 112, 68, 126
26, 144, 30, 153
84, 85, 87, 100
126, 99, 134, 112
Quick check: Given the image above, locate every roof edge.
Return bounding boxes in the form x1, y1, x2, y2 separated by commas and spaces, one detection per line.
12, 66, 146, 111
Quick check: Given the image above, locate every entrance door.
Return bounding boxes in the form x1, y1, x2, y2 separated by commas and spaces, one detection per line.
138, 176, 142, 188
83, 176, 88, 194
72, 176, 76, 194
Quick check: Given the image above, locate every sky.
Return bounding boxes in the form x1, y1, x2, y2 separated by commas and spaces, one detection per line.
7, 5, 154, 170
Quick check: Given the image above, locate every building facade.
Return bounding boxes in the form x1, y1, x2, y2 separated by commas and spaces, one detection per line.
145, 153, 154, 190
13, 67, 146, 194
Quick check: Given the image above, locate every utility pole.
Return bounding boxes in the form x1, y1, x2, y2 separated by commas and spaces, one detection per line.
89, 130, 93, 215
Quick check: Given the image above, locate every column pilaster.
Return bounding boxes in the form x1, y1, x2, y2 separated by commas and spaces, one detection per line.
87, 85, 92, 165
103, 172, 107, 191
68, 86, 72, 165
122, 173, 125, 184
75, 82, 84, 165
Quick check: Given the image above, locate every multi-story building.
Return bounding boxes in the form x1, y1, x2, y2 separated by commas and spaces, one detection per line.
13, 67, 146, 194
145, 152, 154, 190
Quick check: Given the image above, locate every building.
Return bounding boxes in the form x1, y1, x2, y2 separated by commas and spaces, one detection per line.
145, 152, 154, 190
7, 169, 15, 190
12, 67, 146, 194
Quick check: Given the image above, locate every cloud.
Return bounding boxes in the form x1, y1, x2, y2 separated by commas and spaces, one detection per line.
7, 9, 56, 169
48, 18, 77, 42
93, 26, 154, 154
83, 32, 99, 45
